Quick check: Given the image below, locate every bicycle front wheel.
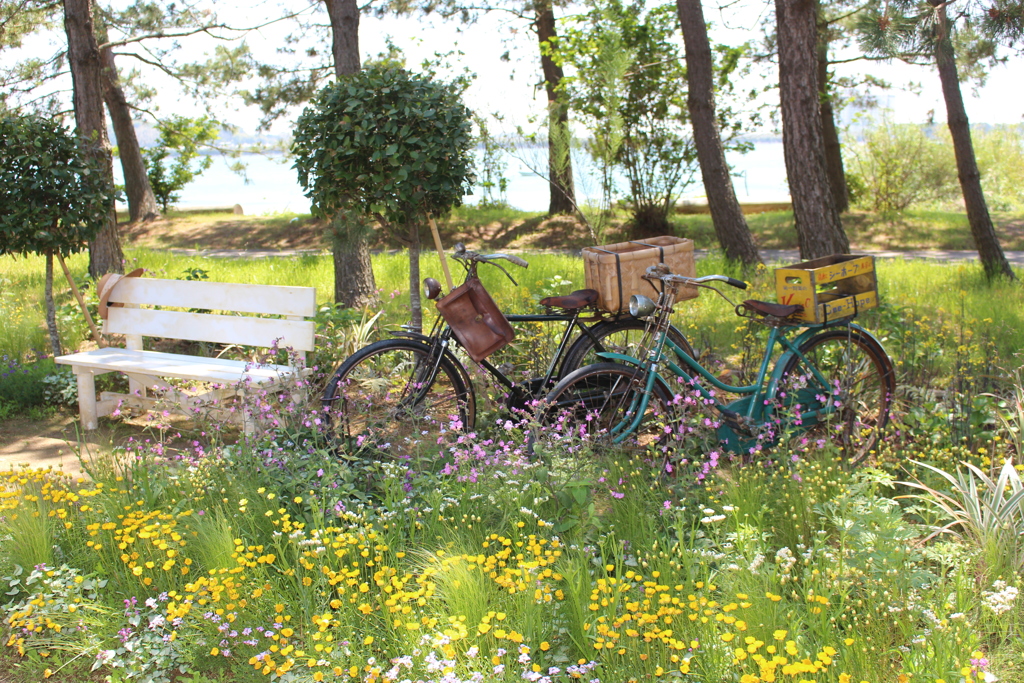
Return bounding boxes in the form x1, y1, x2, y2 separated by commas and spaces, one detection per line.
779, 328, 895, 464
322, 339, 474, 455
560, 318, 695, 378
533, 362, 676, 467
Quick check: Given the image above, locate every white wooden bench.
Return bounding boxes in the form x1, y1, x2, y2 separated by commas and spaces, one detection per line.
55, 275, 317, 434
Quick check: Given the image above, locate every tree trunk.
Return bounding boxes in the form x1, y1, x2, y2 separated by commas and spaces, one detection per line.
535, 0, 576, 215
331, 210, 378, 308
408, 222, 422, 334
933, 4, 1015, 280
44, 252, 63, 358
102, 46, 161, 222
676, 0, 762, 267
817, 15, 848, 213
775, 0, 849, 259
93, 13, 160, 223
64, 0, 123, 278
324, 0, 380, 307
325, 0, 360, 74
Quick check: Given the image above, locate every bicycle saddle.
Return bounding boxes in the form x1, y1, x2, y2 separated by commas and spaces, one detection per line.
740, 300, 803, 318
540, 289, 599, 311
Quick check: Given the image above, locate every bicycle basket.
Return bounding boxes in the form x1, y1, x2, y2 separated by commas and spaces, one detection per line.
435, 276, 515, 362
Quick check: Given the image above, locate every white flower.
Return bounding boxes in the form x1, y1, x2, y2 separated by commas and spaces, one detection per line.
748, 553, 765, 573
982, 581, 1019, 615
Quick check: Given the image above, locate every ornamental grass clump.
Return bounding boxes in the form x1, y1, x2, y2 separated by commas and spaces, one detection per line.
901, 457, 1024, 578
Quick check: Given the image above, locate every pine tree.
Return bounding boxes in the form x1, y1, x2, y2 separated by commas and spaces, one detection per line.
857, 0, 1021, 279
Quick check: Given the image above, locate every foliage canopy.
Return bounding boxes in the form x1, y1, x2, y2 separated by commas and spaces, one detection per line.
292, 64, 475, 226
143, 115, 220, 211
0, 114, 111, 257
556, 0, 748, 236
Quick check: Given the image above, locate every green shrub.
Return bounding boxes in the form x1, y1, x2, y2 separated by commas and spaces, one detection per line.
41, 368, 77, 406
969, 125, 1024, 210
846, 116, 959, 213
0, 357, 55, 409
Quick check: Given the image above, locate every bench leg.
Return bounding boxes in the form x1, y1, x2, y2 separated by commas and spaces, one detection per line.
75, 369, 98, 430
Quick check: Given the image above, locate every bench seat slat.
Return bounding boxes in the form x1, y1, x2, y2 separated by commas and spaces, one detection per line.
56, 348, 297, 385
109, 278, 317, 318
104, 308, 316, 352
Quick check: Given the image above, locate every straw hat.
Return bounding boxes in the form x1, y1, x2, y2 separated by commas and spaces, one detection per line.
97, 268, 144, 320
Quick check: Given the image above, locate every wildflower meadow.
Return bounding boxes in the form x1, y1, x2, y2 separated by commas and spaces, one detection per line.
1, 249, 1023, 683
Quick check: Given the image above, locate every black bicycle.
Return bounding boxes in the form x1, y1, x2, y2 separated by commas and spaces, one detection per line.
322, 244, 694, 453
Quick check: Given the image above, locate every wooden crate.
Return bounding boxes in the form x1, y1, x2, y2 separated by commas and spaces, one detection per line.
775, 254, 878, 324
583, 236, 697, 313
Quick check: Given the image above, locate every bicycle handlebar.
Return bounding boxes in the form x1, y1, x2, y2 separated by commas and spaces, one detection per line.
643, 265, 748, 290
453, 243, 529, 269
451, 242, 528, 286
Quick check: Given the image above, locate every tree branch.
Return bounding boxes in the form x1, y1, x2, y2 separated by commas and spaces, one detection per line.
98, 5, 320, 51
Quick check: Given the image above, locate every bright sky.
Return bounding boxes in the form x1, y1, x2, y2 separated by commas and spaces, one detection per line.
9, 0, 1024, 136
338, 3, 1024, 136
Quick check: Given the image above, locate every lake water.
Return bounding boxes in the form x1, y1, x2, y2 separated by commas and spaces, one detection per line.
115, 140, 790, 216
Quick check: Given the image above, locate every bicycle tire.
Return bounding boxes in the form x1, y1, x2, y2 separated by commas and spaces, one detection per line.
560, 318, 696, 378
322, 339, 475, 455
778, 328, 895, 464
533, 362, 677, 468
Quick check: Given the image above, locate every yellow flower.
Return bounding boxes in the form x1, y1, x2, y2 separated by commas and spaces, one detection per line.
210, 647, 219, 656
774, 629, 787, 641
364, 636, 374, 645
540, 642, 550, 651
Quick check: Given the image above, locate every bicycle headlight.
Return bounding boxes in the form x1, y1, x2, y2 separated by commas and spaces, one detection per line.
629, 294, 656, 318
423, 277, 442, 300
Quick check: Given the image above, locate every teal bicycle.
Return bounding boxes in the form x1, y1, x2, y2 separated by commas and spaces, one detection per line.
535, 264, 895, 466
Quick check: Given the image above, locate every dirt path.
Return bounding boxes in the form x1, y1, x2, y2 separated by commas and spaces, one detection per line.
0, 412, 195, 477
0, 414, 90, 476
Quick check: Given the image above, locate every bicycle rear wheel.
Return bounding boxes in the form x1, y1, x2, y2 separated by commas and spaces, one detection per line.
560, 318, 695, 378
322, 339, 474, 455
533, 362, 676, 468
779, 328, 895, 464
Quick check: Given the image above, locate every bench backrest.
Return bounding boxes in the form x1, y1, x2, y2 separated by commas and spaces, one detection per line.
102, 277, 317, 352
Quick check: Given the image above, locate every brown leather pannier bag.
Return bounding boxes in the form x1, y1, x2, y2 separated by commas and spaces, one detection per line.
435, 276, 515, 362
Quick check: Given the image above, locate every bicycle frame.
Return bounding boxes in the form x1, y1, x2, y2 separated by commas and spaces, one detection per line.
391, 304, 617, 413
596, 311, 885, 452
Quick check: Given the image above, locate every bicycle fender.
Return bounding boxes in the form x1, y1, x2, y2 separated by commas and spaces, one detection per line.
768, 323, 890, 390
846, 323, 890, 355
389, 330, 433, 343
811, 321, 892, 358
595, 351, 644, 366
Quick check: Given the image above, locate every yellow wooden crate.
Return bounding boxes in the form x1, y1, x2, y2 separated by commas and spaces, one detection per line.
775, 254, 878, 323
